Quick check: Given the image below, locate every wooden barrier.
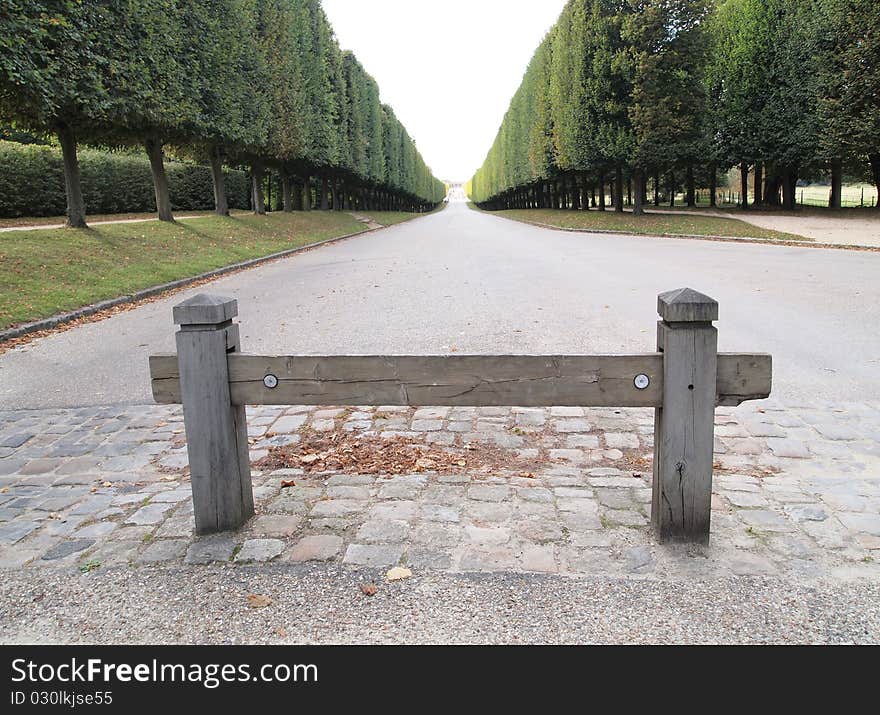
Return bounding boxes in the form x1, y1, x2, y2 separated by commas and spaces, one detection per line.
149, 288, 772, 543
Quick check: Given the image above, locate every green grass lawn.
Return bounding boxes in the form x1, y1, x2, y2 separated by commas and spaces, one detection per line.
491, 208, 810, 241
0, 210, 423, 330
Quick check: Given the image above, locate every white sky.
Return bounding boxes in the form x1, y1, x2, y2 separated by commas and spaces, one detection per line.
321, 0, 568, 182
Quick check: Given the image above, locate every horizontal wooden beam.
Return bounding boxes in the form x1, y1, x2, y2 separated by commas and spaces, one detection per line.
150, 353, 770, 408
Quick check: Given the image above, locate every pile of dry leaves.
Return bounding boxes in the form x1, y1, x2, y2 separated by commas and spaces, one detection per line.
254, 429, 534, 476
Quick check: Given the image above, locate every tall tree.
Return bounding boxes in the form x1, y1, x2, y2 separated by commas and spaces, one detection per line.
818, 0, 880, 206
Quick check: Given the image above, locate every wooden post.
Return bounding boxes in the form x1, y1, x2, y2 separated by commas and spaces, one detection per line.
174, 294, 254, 535
652, 288, 718, 544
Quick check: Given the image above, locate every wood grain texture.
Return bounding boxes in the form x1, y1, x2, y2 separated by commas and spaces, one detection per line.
652, 322, 717, 544
174, 324, 253, 535
150, 353, 770, 408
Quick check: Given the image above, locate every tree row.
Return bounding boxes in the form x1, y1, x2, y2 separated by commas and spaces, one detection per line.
0, 0, 446, 227
468, 0, 878, 214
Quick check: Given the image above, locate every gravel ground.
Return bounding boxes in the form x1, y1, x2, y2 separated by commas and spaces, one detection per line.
1, 565, 877, 644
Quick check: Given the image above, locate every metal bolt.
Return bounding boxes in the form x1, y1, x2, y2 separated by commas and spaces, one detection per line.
263, 374, 279, 389
633, 374, 650, 390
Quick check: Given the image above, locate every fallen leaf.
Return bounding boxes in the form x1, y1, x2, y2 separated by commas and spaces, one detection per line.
102, 481, 112, 488
415, 457, 436, 470
275, 626, 288, 637
246, 594, 272, 609
386, 567, 412, 581
299, 454, 320, 464
519, 472, 535, 479
360, 583, 378, 596
280, 480, 297, 488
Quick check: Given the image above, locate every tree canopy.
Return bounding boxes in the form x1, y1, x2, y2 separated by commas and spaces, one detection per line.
470, 0, 879, 211
0, 0, 445, 225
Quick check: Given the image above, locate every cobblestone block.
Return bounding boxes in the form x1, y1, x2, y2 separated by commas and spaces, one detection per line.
138, 539, 187, 564
356, 520, 409, 543
310, 499, 365, 518
343, 543, 403, 567
184, 537, 236, 564
251, 514, 303, 536
286, 535, 343, 562
467, 484, 509, 502
553, 419, 592, 433
235, 538, 285, 562
604, 433, 639, 449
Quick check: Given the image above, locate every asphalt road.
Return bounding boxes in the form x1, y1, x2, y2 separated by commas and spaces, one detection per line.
2, 200, 878, 408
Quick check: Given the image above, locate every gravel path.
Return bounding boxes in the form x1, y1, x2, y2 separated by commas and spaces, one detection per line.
1, 564, 877, 644
644, 207, 880, 247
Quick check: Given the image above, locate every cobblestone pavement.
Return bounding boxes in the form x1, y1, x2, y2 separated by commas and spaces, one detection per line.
0, 401, 878, 582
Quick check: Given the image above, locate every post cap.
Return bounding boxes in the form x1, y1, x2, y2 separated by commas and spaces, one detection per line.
173, 294, 238, 326
658, 287, 718, 323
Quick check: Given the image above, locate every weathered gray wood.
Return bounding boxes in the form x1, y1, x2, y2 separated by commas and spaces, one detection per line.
658, 287, 718, 323
150, 352, 769, 408
231, 354, 662, 407
153, 354, 660, 406
717, 353, 771, 406
173, 293, 238, 326
175, 296, 253, 535
652, 290, 719, 544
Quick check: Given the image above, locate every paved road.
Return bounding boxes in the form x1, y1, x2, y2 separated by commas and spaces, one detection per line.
2, 200, 879, 408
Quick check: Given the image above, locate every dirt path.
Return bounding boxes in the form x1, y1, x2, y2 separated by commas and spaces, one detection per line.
645, 207, 880, 247
0, 214, 208, 233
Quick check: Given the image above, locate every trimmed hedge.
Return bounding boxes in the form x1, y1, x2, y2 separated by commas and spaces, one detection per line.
0, 141, 249, 217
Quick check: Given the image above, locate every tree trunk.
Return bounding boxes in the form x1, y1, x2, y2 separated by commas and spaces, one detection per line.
597, 173, 606, 211
685, 165, 695, 207
614, 166, 623, 212
782, 167, 798, 210
708, 164, 717, 208
282, 173, 293, 212
626, 177, 632, 207
653, 171, 660, 206
320, 177, 329, 210
870, 154, 880, 208
668, 171, 675, 207
632, 169, 644, 216
208, 146, 229, 216
144, 135, 173, 222
829, 158, 842, 209
251, 163, 266, 215
764, 173, 781, 206
754, 162, 763, 205
740, 161, 749, 209
56, 122, 87, 228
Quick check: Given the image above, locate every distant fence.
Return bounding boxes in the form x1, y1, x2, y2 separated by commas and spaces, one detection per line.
149, 288, 772, 545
